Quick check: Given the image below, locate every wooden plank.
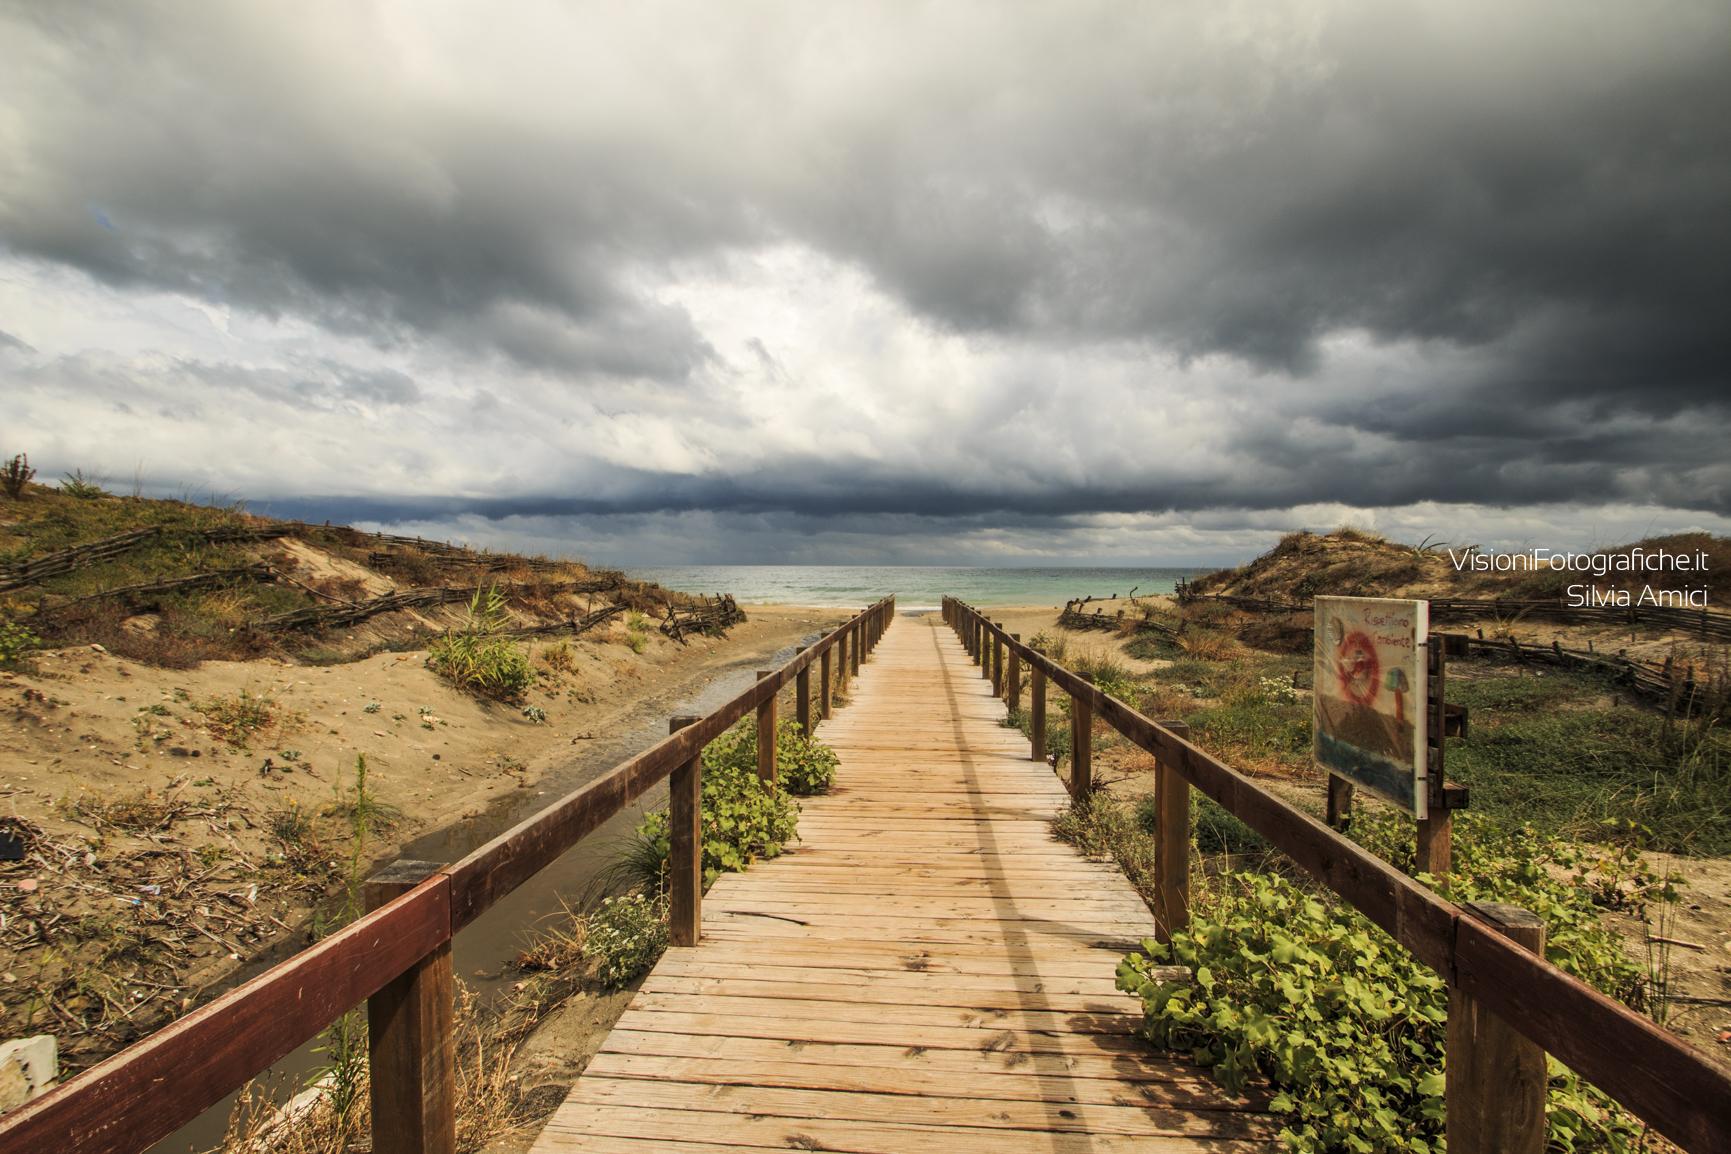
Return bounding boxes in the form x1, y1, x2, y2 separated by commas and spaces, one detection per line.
530, 615, 1272, 1154
597, 1029, 1226, 1087
540, 1103, 1275, 1153
582, 1053, 1260, 1109
566, 1078, 1273, 1138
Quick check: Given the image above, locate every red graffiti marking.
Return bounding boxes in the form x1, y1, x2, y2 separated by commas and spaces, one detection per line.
1335, 630, 1381, 706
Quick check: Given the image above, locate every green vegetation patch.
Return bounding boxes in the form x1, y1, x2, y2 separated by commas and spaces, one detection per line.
426, 585, 535, 702
1443, 671, 1731, 855
627, 716, 809, 890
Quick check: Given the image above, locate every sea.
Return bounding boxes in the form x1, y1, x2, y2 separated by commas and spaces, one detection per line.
623, 565, 1213, 611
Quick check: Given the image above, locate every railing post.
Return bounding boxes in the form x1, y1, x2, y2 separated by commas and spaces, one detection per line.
668, 716, 702, 946
1070, 677, 1093, 797
991, 623, 1004, 696
1007, 636, 1021, 717
795, 646, 812, 736
1154, 720, 1191, 942
837, 629, 849, 692
365, 861, 456, 1154
1448, 903, 1547, 1154
1031, 664, 1047, 762
851, 620, 862, 676
820, 646, 832, 719
1326, 773, 1355, 830
755, 670, 776, 784
980, 620, 992, 680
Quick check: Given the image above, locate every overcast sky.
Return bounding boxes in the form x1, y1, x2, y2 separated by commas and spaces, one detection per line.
3, 1, 1728, 566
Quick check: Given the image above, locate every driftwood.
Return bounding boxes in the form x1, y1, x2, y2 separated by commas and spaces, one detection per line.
661, 594, 746, 643
38, 565, 278, 617
0, 525, 290, 592
511, 604, 626, 638
366, 550, 564, 574
247, 578, 626, 634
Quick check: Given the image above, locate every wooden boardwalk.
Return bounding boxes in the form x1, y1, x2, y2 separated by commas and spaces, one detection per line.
532, 613, 1276, 1152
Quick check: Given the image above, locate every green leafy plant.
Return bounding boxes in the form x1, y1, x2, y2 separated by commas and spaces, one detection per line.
324, 753, 400, 837
583, 893, 669, 990
702, 717, 838, 796
522, 703, 547, 724
626, 717, 801, 890
57, 468, 109, 499
624, 610, 651, 654
1119, 869, 1643, 1153
1257, 675, 1299, 704
0, 619, 41, 669
1, 453, 35, 499
196, 688, 277, 747
1351, 810, 1672, 1008
426, 585, 534, 702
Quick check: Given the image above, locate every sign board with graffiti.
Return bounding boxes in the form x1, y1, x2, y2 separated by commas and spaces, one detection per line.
1313, 596, 1429, 818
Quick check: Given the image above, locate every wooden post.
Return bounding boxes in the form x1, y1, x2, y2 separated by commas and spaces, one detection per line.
991, 626, 1004, 695
668, 716, 702, 946
1417, 810, 1452, 876
1006, 636, 1021, 718
755, 670, 776, 784
1326, 773, 1355, 830
1154, 721, 1191, 942
365, 861, 456, 1154
851, 621, 862, 676
1031, 666, 1047, 762
1447, 903, 1547, 1154
1070, 679, 1093, 797
1418, 638, 1452, 875
837, 630, 849, 692
795, 646, 812, 736
981, 622, 992, 680
820, 648, 832, 719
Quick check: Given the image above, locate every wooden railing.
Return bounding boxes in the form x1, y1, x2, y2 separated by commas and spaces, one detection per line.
0, 596, 897, 1154
942, 597, 1731, 1154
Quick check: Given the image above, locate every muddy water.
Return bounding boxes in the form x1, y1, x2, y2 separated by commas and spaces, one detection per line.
150, 631, 822, 1153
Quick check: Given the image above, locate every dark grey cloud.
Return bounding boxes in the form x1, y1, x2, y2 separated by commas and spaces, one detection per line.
3, 1, 1728, 560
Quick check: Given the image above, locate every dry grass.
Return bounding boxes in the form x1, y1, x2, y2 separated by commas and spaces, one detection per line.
215, 987, 524, 1154
1177, 628, 1240, 661
539, 640, 577, 675
513, 901, 587, 972
63, 787, 194, 833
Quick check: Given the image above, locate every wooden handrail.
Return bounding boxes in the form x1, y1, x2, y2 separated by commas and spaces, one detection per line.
942, 596, 1731, 1154
1, 596, 896, 1152
0, 875, 452, 1153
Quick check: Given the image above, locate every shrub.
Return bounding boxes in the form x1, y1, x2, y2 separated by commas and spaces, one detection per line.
1177, 628, 1238, 661
427, 585, 534, 702
1119, 870, 1642, 1153
629, 717, 802, 889
0, 619, 40, 669
197, 688, 277, 747
583, 893, 669, 990
57, 468, 109, 499
1, 453, 34, 499
1028, 630, 1069, 663
1351, 809, 1669, 1008
540, 641, 576, 673
624, 610, 651, 654
716, 717, 837, 796
1257, 675, 1298, 704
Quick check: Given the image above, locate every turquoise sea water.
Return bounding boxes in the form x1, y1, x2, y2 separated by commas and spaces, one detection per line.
624, 565, 1212, 610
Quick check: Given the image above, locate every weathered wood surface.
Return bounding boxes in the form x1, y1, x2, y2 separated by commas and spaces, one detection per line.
531, 614, 1276, 1153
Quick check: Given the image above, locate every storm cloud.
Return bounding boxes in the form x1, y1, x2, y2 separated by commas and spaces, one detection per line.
2, 1, 1728, 564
